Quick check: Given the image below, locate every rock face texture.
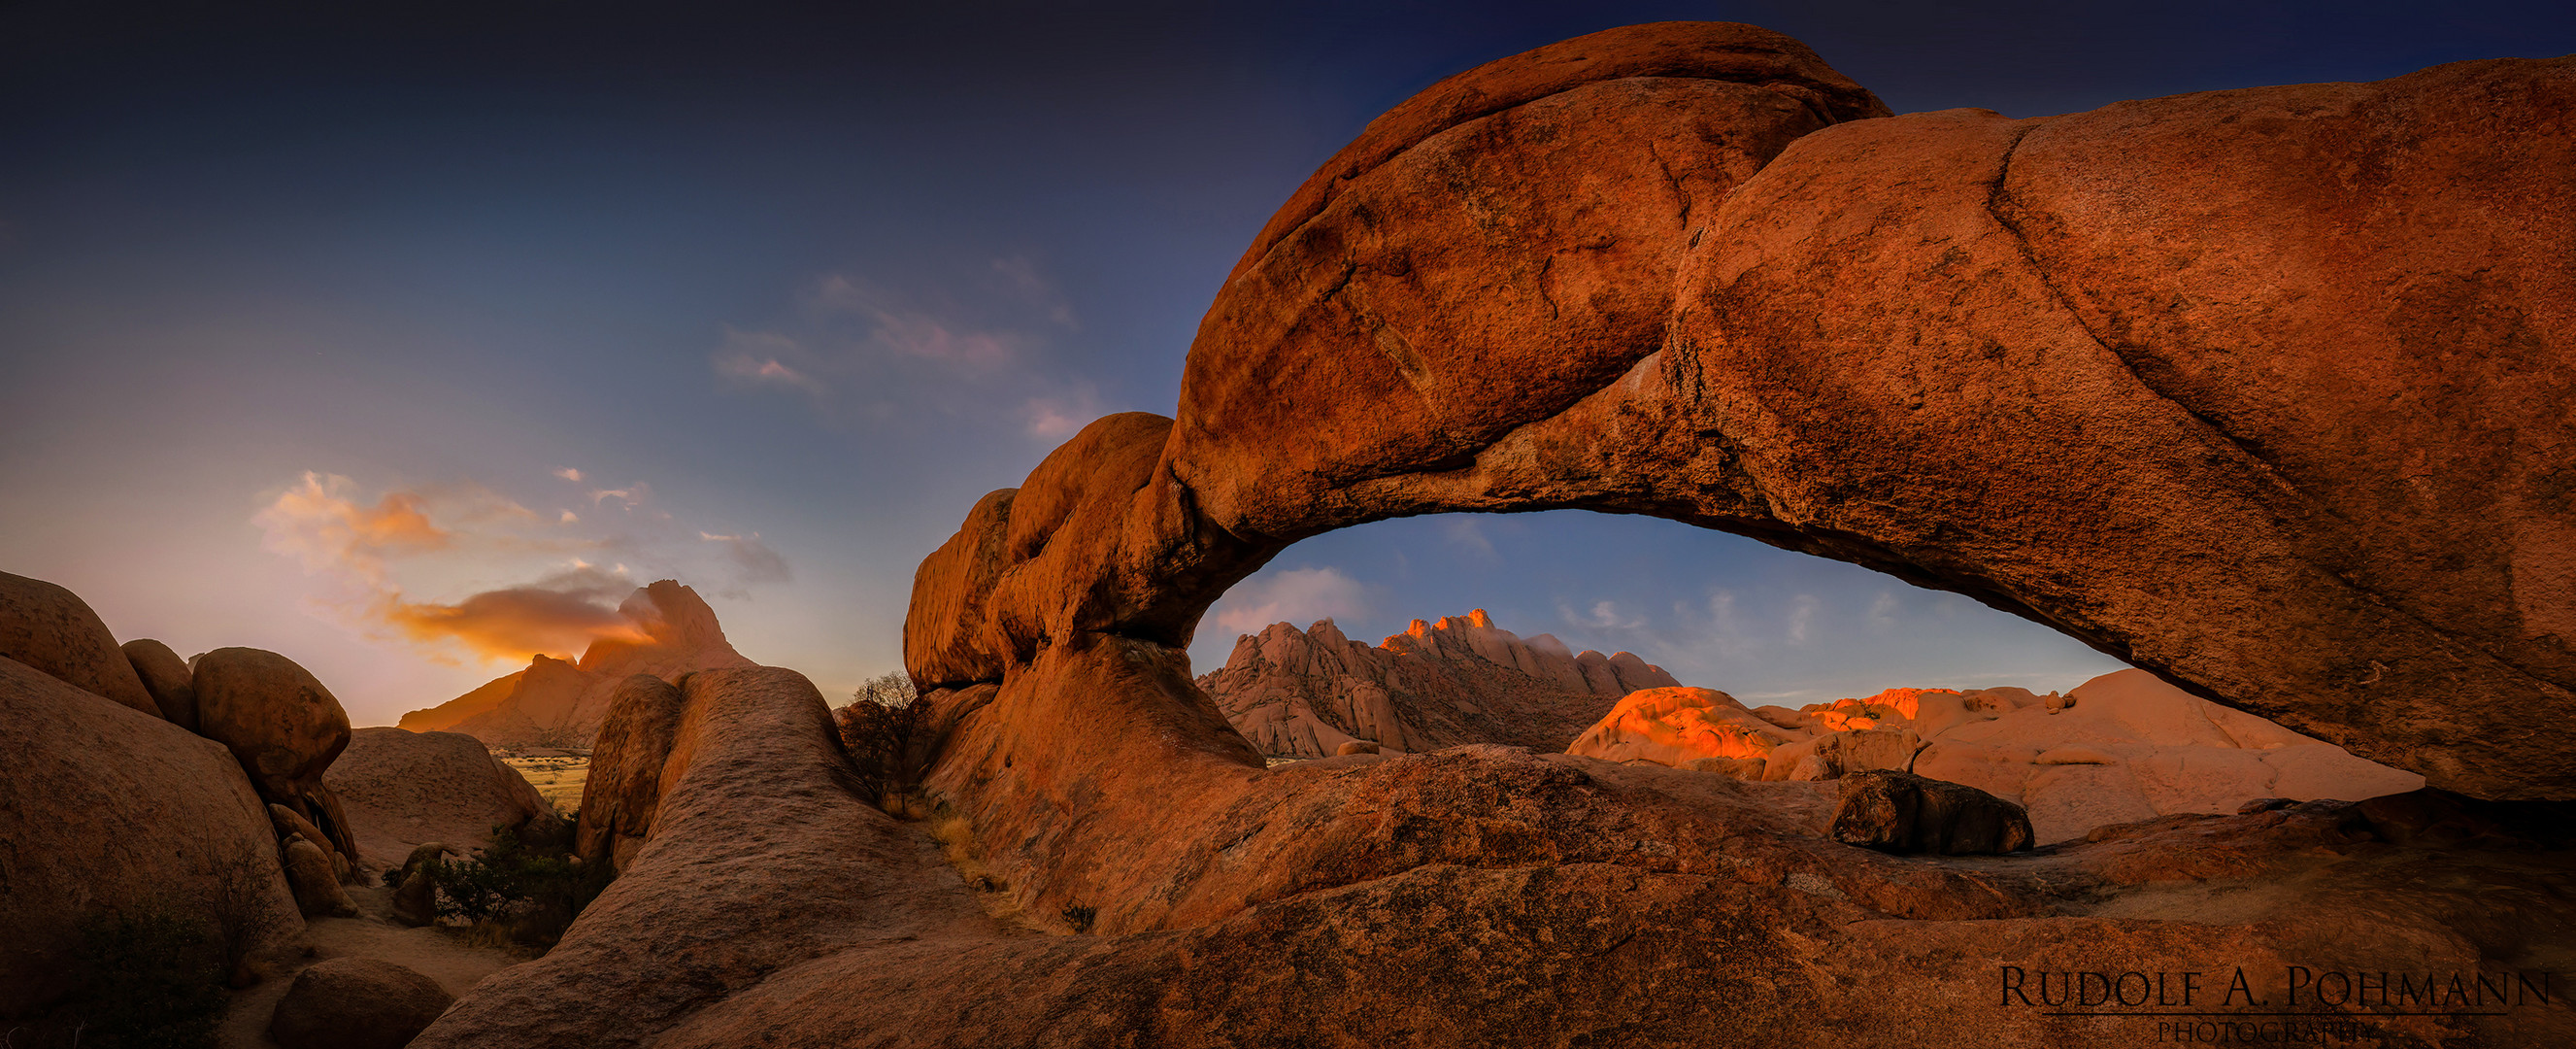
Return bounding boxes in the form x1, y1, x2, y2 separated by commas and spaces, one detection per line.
0, 569, 157, 716
1202, 611, 1675, 757
414, 630, 2575, 1049
415, 21, 2575, 1048
269, 957, 454, 1049
398, 580, 753, 747
121, 637, 198, 731
324, 727, 563, 876
1570, 670, 2425, 842
572, 674, 687, 872
192, 646, 360, 862
898, 24, 2573, 801
0, 655, 302, 1015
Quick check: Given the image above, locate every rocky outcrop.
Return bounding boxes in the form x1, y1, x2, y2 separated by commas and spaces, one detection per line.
1201, 611, 1675, 758
0, 655, 302, 1015
413, 631, 2576, 1049
388, 842, 455, 928
1, 569, 157, 716
269, 957, 454, 1049
899, 19, 2574, 801
1573, 671, 2423, 843
323, 727, 562, 876
572, 674, 687, 872
121, 637, 198, 731
398, 580, 753, 747
413, 21, 2575, 1048
280, 836, 357, 918
1829, 769, 2033, 855
191, 647, 360, 864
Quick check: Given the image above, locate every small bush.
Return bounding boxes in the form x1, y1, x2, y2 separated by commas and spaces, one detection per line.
836, 672, 924, 807
422, 824, 612, 948
1061, 903, 1096, 934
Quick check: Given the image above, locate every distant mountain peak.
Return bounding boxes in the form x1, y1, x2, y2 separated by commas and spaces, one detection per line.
398, 580, 753, 746
1202, 611, 1678, 759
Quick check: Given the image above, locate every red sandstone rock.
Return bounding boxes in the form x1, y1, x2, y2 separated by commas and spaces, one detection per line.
573, 674, 687, 871
121, 638, 198, 731
190, 647, 359, 863
0, 569, 157, 716
323, 726, 561, 877
410, 21, 2576, 1049
0, 656, 302, 1015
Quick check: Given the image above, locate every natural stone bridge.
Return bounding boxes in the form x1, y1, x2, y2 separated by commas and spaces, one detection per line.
418, 23, 2574, 1048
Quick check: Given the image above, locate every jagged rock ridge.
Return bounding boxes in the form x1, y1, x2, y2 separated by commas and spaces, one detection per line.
397, 580, 753, 747
1200, 609, 1678, 758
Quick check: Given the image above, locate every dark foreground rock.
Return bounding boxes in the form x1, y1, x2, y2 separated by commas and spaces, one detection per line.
269, 957, 453, 1049
0, 656, 302, 1016
1831, 769, 2034, 855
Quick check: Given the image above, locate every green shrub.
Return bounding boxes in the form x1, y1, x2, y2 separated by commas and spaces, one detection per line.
422, 824, 613, 948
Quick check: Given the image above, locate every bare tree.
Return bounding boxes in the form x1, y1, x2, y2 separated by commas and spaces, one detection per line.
850, 670, 917, 709
837, 671, 922, 808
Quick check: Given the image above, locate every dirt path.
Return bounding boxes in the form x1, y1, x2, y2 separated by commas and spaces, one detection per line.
217, 885, 525, 1049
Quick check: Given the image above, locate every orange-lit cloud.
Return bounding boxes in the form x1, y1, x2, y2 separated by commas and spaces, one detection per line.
253, 472, 452, 584
374, 572, 652, 662
258, 470, 789, 664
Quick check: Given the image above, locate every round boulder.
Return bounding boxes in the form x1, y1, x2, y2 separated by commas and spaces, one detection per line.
0, 570, 157, 715
282, 836, 357, 918
122, 638, 200, 731
1830, 769, 2035, 856
193, 647, 357, 855
269, 957, 454, 1049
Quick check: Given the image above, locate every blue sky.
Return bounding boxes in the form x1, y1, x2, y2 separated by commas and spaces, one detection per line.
5, 1, 2569, 725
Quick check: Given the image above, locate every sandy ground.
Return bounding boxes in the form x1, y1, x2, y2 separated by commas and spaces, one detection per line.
499, 755, 588, 813
217, 884, 525, 1049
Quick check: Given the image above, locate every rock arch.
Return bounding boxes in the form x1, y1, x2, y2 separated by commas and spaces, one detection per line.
910, 21, 2573, 820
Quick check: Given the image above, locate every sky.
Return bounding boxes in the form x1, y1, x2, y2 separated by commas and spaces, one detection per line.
5, 1, 2571, 726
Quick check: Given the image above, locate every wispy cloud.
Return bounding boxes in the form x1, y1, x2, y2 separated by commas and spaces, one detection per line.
1021, 383, 1105, 441
714, 333, 829, 394
699, 530, 792, 595
809, 273, 1019, 372
253, 472, 453, 586
1442, 518, 1498, 561
1208, 565, 1371, 636
713, 259, 1115, 438
553, 467, 584, 484
1561, 599, 1646, 632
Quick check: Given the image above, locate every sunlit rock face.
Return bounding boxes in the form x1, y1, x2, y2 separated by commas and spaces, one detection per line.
1570, 670, 2425, 843
1203, 611, 1676, 757
901, 25, 2575, 800
398, 580, 753, 747
416, 22, 2574, 1048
